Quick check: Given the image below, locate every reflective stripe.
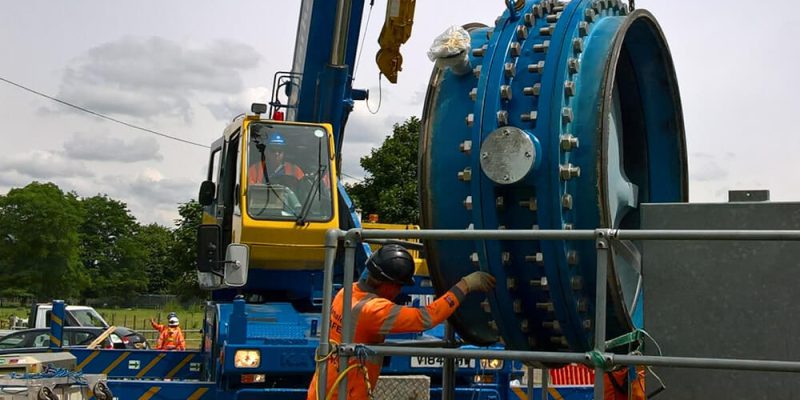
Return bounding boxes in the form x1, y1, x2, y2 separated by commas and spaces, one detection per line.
102, 352, 130, 375
419, 308, 433, 330
166, 354, 195, 379
136, 353, 166, 378
76, 351, 100, 371
187, 387, 209, 400
450, 285, 466, 303
138, 387, 161, 400
378, 305, 402, 335
349, 294, 377, 338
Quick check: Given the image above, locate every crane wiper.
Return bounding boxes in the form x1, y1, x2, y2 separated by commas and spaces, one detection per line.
295, 165, 326, 226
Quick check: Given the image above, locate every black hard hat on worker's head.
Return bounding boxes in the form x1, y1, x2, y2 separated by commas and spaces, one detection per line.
366, 244, 415, 286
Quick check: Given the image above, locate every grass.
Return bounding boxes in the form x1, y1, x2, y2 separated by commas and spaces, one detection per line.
0, 305, 207, 350
0, 306, 28, 324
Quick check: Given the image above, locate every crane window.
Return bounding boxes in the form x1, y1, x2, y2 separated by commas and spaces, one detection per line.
246, 123, 333, 222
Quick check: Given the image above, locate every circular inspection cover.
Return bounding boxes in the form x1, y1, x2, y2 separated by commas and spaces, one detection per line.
479, 126, 537, 185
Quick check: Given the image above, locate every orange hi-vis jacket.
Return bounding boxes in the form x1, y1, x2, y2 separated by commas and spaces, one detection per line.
248, 160, 305, 184
307, 280, 466, 400
604, 366, 646, 400
150, 320, 186, 351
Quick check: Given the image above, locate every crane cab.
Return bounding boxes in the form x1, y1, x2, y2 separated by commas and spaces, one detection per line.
197, 105, 339, 289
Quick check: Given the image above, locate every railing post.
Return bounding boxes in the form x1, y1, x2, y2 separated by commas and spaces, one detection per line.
593, 230, 610, 399
541, 367, 549, 400
525, 366, 535, 399
442, 322, 456, 400
317, 229, 341, 400
337, 231, 359, 400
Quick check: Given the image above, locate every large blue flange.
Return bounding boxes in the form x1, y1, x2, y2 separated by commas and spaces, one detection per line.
420, 0, 687, 354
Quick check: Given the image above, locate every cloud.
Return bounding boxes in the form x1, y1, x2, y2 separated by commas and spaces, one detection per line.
0, 171, 33, 189
57, 37, 261, 121
345, 111, 411, 145
204, 86, 271, 121
102, 168, 195, 207
340, 111, 420, 179
63, 132, 162, 162
94, 168, 197, 225
410, 87, 427, 106
0, 150, 93, 179
689, 152, 729, 182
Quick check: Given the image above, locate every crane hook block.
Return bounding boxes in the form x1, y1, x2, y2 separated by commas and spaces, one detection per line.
376, 0, 416, 83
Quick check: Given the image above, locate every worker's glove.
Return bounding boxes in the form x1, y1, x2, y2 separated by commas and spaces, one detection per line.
461, 271, 496, 293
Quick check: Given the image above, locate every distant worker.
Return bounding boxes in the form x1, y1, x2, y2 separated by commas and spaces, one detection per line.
248, 132, 304, 184
150, 314, 186, 351
307, 244, 496, 400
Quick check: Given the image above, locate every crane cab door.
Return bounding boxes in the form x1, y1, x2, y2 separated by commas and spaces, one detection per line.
198, 127, 245, 288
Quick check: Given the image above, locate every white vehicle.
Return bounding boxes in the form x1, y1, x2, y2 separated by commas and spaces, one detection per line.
28, 303, 109, 329
0, 304, 108, 338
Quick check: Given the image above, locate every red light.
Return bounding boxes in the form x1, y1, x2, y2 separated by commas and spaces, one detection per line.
272, 111, 285, 121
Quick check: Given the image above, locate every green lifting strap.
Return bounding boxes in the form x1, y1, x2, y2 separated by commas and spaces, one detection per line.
605, 329, 645, 350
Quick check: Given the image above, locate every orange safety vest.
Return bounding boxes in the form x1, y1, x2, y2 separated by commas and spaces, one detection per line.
604, 366, 646, 400
307, 280, 465, 400
150, 321, 186, 351
248, 161, 305, 184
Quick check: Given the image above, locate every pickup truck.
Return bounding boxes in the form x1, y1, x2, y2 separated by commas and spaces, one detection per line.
0, 303, 108, 337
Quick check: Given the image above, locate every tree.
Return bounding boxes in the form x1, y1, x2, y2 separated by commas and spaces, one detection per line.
78, 195, 147, 300
171, 200, 205, 300
0, 182, 87, 300
346, 116, 420, 224
136, 223, 174, 294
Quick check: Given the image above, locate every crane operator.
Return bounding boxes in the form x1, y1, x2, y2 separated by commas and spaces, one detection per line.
248, 132, 305, 185
308, 244, 496, 400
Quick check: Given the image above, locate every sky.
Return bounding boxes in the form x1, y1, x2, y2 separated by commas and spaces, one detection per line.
1, 0, 798, 226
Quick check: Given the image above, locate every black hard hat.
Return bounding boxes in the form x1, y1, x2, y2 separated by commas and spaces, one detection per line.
366, 244, 415, 286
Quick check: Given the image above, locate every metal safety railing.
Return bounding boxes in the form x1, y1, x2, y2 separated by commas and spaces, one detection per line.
316, 228, 800, 400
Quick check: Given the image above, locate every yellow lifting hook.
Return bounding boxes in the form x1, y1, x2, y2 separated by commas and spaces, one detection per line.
376, 0, 416, 83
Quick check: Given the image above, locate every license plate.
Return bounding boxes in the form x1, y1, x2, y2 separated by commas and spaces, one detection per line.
410, 356, 475, 368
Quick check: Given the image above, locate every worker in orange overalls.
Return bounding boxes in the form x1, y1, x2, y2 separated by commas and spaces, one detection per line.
308, 244, 496, 400
604, 366, 646, 400
150, 314, 186, 351
248, 132, 305, 184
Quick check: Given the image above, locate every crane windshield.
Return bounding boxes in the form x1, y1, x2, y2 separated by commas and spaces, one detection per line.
246, 122, 333, 222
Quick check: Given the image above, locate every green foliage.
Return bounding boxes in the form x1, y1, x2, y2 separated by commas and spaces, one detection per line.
170, 200, 205, 300
78, 195, 148, 300
0, 179, 212, 303
136, 224, 174, 294
346, 116, 420, 224
0, 182, 88, 300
